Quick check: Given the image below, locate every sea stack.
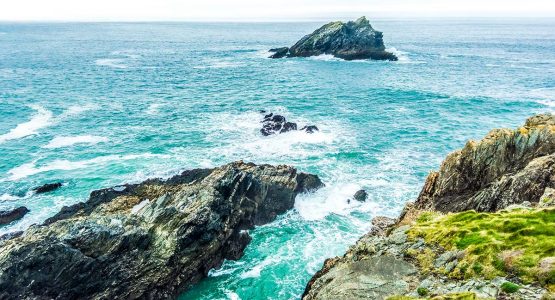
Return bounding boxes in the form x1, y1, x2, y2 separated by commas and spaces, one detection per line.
269, 17, 397, 61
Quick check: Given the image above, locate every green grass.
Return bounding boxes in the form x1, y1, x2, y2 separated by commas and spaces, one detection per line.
500, 281, 520, 293
407, 208, 555, 290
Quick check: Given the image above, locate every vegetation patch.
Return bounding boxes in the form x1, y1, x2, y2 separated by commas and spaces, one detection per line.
500, 281, 520, 293
407, 208, 555, 290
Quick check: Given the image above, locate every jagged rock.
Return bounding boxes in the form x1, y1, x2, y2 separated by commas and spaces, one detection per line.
33, 182, 62, 194
260, 113, 318, 136
0, 206, 29, 225
368, 216, 396, 236
0, 161, 323, 299
303, 114, 555, 300
270, 17, 397, 61
414, 114, 555, 213
353, 190, 368, 202
269, 47, 289, 58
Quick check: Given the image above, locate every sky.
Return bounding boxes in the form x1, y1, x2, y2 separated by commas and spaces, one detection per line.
1, 0, 555, 21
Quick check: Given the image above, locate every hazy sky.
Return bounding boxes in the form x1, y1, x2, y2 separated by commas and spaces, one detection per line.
2, 0, 555, 21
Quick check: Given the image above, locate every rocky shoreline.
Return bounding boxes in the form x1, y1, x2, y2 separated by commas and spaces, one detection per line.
0, 161, 322, 299
303, 114, 555, 300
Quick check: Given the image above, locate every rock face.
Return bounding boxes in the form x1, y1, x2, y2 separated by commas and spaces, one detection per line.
269, 17, 397, 61
415, 114, 555, 213
353, 190, 368, 202
0, 161, 322, 299
303, 114, 555, 300
0, 206, 29, 225
261, 113, 319, 136
33, 182, 63, 194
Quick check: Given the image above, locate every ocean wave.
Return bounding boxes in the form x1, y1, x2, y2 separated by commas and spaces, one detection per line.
7, 153, 168, 181
386, 47, 412, 63
146, 103, 164, 115
43, 135, 108, 149
95, 58, 128, 69
0, 105, 53, 144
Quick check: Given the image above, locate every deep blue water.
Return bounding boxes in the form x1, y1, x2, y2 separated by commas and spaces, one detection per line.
0, 19, 554, 299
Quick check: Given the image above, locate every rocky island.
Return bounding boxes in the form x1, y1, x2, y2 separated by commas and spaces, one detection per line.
0, 162, 322, 299
269, 17, 398, 61
303, 114, 555, 300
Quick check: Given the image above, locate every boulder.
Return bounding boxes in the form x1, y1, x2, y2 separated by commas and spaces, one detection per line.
0, 206, 29, 225
0, 161, 323, 299
270, 17, 397, 61
32, 182, 62, 194
353, 189, 368, 202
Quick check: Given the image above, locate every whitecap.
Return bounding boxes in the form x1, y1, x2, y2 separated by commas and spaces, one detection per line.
225, 291, 241, 300
7, 153, 168, 181
239, 257, 276, 278
386, 47, 411, 63
0, 193, 20, 201
308, 54, 343, 62
146, 103, 163, 115
0, 105, 53, 143
95, 58, 128, 69
43, 135, 108, 149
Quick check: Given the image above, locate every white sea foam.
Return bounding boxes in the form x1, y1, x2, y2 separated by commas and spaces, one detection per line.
7, 153, 168, 181
0, 193, 20, 201
95, 58, 127, 69
240, 257, 276, 278
308, 54, 342, 62
43, 135, 108, 149
146, 103, 164, 115
386, 47, 411, 63
225, 291, 241, 300
0, 105, 53, 143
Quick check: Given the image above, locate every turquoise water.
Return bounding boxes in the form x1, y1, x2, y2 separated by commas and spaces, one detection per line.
1, 19, 554, 299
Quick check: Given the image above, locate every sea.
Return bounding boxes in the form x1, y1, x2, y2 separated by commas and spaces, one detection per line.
1, 18, 554, 299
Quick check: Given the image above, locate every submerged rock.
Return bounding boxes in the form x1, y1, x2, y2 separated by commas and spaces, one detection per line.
270, 17, 397, 61
32, 182, 62, 194
0, 161, 322, 299
0, 206, 29, 225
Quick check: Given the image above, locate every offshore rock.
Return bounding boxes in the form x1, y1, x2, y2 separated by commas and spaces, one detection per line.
353, 189, 368, 202
32, 182, 62, 194
0, 161, 323, 299
270, 17, 397, 61
261, 113, 318, 136
0, 206, 29, 225
414, 113, 555, 213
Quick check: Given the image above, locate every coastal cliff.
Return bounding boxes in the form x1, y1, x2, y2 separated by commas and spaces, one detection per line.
303, 115, 555, 300
0, 161, 322, 299
269, 17, 397, 61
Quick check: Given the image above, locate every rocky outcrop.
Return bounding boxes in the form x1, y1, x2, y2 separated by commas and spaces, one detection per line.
414, 114, 555, 213
0, 206, 29, 225
303, 114, 555, 300
261, 113, 319, 136
0, 161, 322, 299
269, 17, 397, 61
33, 182, 62, 194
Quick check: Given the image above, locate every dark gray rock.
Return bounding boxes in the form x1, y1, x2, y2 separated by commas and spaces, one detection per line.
301, 125, 319, 134
261, 113, 318, 136
269, 47, 289, 58
353, 189, 368, 202
33, 182, 62, 194
0, 206, 29, 225
0, 161, 323, 299
270, 17, 397, 61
